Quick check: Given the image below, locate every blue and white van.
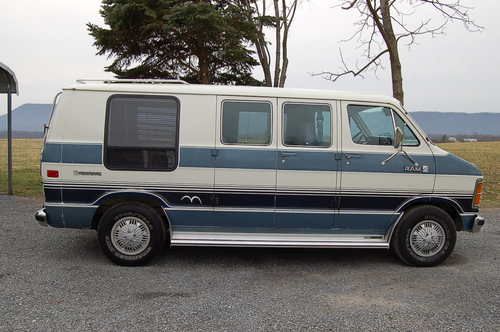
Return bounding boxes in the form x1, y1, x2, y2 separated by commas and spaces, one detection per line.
35, 79, 485, 266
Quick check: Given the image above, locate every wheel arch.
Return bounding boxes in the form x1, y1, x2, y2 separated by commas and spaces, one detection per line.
90, 191, 171, 232
395, 196, 464, 233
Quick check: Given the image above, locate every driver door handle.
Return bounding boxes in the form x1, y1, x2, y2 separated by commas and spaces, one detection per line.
344, 153, 361, 159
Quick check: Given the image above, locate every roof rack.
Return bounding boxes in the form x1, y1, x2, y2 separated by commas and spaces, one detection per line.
75, 78, 189, 85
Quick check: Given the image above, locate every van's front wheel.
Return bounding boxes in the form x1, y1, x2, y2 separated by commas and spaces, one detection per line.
97, 203, 166, 266
391, 205, 456, 267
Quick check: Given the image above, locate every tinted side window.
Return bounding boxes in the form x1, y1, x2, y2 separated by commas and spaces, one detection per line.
283, 103, 331, 147
222, 101, 271, 145
348, 105, 394, 145
393, 112, 420, 146
105, 95, 179, 171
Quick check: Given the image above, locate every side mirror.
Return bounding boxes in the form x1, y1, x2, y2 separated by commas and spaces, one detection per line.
382, 126, 418, 166
394, 126, 404, 149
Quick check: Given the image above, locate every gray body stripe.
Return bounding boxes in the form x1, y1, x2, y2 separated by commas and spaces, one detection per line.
41, 143, 481, 176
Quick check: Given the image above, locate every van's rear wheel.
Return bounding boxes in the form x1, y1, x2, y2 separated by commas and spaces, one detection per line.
97, 203, 166, 266
391, 205, 456, 267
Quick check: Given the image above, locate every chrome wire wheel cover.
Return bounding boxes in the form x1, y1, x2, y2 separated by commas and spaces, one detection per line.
110, 216, 151, 256
409, 220, 446, 257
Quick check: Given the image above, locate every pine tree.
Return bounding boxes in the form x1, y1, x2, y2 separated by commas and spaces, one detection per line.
88, 0, 262, 85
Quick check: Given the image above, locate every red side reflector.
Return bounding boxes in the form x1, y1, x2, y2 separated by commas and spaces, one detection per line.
47, 170, 59, 178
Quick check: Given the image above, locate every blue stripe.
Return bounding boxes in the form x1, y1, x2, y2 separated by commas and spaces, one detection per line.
44, 185, 475, 213
179, 147, 215, 168
167, 209, 395, 235
182, 147, 340, 171
335, 213, 398, 235
62, 206, 96, 228
275, 212, 333, 229
44, 205, 97, 228
342, 152, 435, 174
168, 210, 274, 229
42, 143, 102, 164
42, 143, 62, 163
216, 148, 276, 170
180, 147, 481, 175
278, 150, 338, 171
435, 153, 481, 176
41, 143, 481, 176
45, 206, 65, 228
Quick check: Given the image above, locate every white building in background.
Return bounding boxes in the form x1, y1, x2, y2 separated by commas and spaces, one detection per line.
448, 137, 457, 142
463, 138, 478, 142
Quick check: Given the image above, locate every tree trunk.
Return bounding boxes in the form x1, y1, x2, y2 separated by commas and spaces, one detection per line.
245, 0, 273, 86
380, 0, 404, 105
254, 35, 273, 86
198, 50, 210, 84
388, 48, 404, 105
273, 0, 281, 87
278, 0, 289, 87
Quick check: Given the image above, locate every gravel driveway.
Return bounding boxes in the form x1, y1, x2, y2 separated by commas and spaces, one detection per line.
0, 196, 499, 331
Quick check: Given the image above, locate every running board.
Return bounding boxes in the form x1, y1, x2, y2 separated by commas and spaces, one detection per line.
171, 232, 389, 249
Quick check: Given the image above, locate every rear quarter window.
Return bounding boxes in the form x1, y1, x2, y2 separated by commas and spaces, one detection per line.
105, 95, 180, 171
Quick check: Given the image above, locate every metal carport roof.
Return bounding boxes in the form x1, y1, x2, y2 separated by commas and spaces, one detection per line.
0, 62, 18, 195
0, 62, 18, 94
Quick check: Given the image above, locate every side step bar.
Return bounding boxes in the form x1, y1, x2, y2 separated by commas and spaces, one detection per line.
171, 232, 389, 249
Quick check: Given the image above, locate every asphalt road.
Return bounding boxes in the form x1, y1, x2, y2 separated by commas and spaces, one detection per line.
0, 196, 499, 331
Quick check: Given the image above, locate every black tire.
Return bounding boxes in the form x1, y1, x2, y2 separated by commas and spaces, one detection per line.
97, 203, 166, 266
391, 205, 456, 267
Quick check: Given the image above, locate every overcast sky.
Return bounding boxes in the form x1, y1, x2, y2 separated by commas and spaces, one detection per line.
1, 0, 498, 114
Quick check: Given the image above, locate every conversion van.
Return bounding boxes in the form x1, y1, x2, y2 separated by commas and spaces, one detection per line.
35, 79, 485, 266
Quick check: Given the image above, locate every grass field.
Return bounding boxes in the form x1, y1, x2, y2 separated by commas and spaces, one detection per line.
0, 139, 498, 207
0, 139, 42, 197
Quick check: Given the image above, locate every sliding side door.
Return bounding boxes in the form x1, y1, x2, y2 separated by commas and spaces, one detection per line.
275, 98, 339, 231
212, 96, 278, 230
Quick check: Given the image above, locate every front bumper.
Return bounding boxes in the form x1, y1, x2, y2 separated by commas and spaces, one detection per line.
34, 208, 48, 227
471, 215, 485, 233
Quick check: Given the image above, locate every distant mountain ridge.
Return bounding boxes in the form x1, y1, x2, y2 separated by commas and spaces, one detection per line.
0, 103, 499, 137
0, 103, 52, 134
411, 112, 500, 136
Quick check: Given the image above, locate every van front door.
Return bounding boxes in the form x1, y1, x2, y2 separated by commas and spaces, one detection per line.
275, 99, 339, 231
338, 101, 435, 235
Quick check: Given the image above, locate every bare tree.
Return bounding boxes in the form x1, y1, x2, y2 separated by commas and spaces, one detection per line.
242, 0, 298, 87
314, 0, 482, 105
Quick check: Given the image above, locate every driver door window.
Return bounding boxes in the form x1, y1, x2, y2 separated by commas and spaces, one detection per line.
347, 105, 419, 146
348, 105, 394, 146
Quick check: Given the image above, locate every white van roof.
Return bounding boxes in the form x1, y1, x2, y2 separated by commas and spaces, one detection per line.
65, 81, 401, 106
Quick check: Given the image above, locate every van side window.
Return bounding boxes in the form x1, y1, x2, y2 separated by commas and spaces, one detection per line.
222, 101, 271, 145
348, 105, 395, 146
283, 103, 331, 147
105, 95, 179, 171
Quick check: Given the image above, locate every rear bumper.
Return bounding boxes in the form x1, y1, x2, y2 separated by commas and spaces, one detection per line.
34, 208, 48, 227
460, 212, 485, 233
34, 204, 96, 228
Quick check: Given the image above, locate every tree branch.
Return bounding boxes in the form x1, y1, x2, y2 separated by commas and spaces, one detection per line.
312, 47, 389, 82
